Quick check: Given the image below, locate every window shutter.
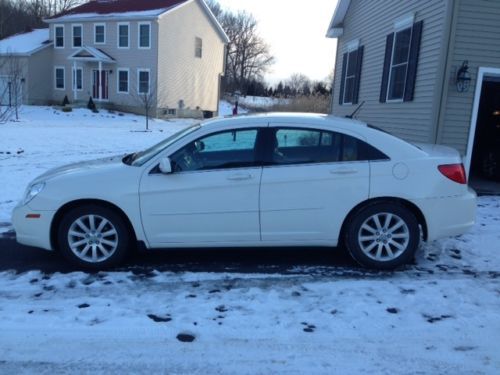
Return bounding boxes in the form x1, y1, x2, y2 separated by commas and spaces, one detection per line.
338, 52, 348, 105
352, 46, 364, 104
379, 33, 394, 103
404, 20, 423, 102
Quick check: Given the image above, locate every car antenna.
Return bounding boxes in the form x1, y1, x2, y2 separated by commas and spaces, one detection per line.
345, 101, 365, 119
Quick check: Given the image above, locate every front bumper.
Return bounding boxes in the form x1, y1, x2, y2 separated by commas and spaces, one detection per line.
412, 188, 477, 241
12, 204, 55, 251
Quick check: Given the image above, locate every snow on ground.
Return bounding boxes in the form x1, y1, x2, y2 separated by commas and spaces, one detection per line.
218, 99, 249, 116
238, 95, 290, 109
0, 105, 500, 373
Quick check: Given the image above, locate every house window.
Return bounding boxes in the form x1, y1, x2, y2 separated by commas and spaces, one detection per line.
380, 20, 423, 103
339, 42, 364, 105
72, 67, 83, 90
138, 69, 150, 94
55, 25, 64, 48
72, 25, 82, 48
118, 69, 129, 93
138, 22, 151, 49
55, 67, 65, 90
94, 24, 105, 44
195, 37, 202, 58
118, 23, 129, 48
167, 109, 176, 115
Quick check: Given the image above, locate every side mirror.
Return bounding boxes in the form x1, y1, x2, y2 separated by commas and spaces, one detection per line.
159, 157, 172, 174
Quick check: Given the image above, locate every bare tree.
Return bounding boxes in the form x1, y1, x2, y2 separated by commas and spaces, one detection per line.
0, 53, 25, 122
286, 73, 311, 96
131, 76, 158, 131
207, 2, 275, 94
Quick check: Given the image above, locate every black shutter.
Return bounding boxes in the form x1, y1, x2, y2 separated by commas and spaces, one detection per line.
379, 33, 394, 103
338, 52, 348, 105
404, 20, 423, 102
352, 45, 364, 104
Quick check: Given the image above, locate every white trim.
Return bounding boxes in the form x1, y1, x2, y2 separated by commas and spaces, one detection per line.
394, 13, 415, 31
386, 27, 412, 102
94, 23, 106, 45
54, 24, 65, 49
117, 22, 130, 49
72, 66, 83, 91
138, 22, 152, 49
326, 0, 350, 38
54, 66, 65, 90
71, 24, 83, 49
343, 39, 359, 53
117, 68, 130, 94
464, 67, 500, 175
137, 68, 151, 95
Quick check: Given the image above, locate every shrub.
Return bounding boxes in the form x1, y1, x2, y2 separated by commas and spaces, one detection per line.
270, 95, 331, 114
61, 106, 72, 113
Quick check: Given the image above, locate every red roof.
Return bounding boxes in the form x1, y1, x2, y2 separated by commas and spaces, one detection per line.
49, 0, 189, 19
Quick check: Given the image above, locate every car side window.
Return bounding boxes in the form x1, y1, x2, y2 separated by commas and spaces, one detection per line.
270, 128, 388, 165
170, 129, 259, 172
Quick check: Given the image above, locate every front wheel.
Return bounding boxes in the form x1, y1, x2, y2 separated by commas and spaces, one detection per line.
57, 205, 131, 270
345, 203, 420, 269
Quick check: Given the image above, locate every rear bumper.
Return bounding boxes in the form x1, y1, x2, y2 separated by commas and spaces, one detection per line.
411, 188, 477, 241
11, 204, 55, 251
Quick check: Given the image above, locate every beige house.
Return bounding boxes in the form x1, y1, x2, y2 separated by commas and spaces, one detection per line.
0, 0, 228, 118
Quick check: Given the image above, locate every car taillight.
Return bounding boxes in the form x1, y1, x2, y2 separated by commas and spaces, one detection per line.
438, 164, 467, 184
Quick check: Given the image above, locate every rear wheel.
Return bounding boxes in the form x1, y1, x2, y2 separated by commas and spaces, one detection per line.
345, 203, 420, 269
57, 205, 131, 270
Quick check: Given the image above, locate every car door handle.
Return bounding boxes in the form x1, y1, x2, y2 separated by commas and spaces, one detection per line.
227, 173, 252, 181
330, 168, 358, 175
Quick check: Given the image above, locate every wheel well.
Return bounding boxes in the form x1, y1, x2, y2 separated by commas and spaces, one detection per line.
50, 199, 137, 251
339, 197, 428, 244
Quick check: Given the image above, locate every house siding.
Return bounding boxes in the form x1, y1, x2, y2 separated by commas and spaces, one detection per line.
438, 0, 500, 154
331, 0, 448, 144
27, 47, 53, 105
157, 0, 225, 114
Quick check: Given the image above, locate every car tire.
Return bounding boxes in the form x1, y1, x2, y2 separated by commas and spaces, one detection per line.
57, 204, 131, 270
345, 203, 420, 270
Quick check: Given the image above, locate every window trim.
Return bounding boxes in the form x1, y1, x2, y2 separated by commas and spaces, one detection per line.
138, 21, 151, 50
71, 24, 83, 49
94, 23, 106, 45
342, 49, 358, 105
54, 66, 65, 90
117, 68, 129, 94
386, 27, 413, 103
137, 68, 151, 95
117, 22, 130, 49
195, 37, 203, 58
54, 24, 64, 49
72, 67, 83, 91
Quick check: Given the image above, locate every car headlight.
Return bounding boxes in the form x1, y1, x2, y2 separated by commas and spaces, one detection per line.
22, 182, 45, 205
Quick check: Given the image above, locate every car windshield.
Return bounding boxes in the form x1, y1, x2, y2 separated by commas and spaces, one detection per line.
125, 124, 201, 166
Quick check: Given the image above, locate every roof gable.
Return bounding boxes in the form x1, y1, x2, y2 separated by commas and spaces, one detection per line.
0, 29, 51, 56
326, 0, 351, 38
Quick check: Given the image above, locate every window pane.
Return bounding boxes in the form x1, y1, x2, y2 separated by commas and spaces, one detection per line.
346, 50, 357, 76
139, 71, 149, 93
388, 64, 407, 100
56, 69, 64, 88
344, 77, 355, 104
56, 27, 64, 47
195, 37, 202, 58
119, 25, 128, 47
170, 129, 258, 171
95, 25, 104, 43
273, 128, 342, 164
119, 71, 128, 92
140, 24, 150, 47
392, 28, 411, 65
73, 26, 82, 47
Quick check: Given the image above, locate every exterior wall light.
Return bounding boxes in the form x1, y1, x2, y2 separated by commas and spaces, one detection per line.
456, 60, 471, 92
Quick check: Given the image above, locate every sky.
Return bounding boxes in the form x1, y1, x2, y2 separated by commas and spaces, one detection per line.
216, 0, 339, 86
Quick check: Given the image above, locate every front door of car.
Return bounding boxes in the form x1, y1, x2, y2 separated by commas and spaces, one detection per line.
259, 126, 371, 243
140, 127, 263, 246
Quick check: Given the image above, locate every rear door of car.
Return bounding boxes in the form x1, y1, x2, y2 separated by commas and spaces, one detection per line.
259, 124, 371, 244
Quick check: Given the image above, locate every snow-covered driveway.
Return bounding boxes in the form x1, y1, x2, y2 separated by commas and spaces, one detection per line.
0, 106, 499, 373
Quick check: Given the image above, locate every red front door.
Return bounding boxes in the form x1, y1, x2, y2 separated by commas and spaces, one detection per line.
92, 70, 108, 100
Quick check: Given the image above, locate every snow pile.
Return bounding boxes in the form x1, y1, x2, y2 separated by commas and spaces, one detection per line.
0, 29, 50, 55
218, 100, 249, 116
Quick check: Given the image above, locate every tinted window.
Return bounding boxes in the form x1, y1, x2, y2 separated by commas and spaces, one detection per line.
170, 129, 258, 172
269, 128, 388, 165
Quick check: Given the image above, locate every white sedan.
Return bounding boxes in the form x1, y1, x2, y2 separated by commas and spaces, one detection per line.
12, 113, 476, 270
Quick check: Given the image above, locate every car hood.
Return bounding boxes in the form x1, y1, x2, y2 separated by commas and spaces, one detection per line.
33, 154, 127, 183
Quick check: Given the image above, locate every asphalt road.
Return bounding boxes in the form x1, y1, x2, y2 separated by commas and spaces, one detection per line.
0, 235, 359, 275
